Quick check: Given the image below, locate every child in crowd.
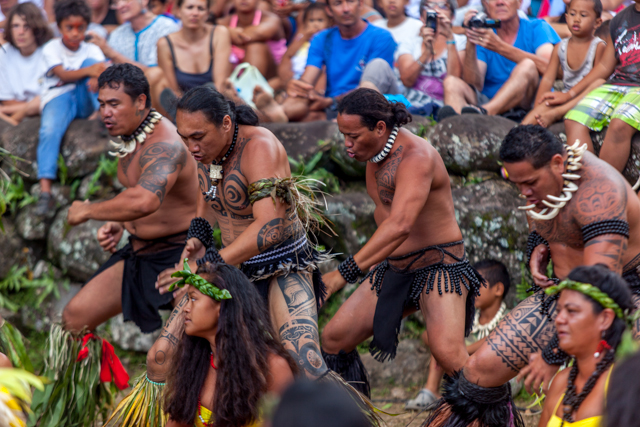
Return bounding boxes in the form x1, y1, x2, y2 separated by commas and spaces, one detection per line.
277, 2, 331, 86
149, 0, 180, 23
406, 260, 515, 410
522, 0, 605, 128
35, 0, 107, 215
218, 0, 287, 79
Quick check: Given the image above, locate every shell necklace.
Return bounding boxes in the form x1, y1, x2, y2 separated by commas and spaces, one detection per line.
471, 302, 507, 339
370, 126, 399, 163
518, 140, 586, 221
109, 109, 163, 157
203, 123, 238, 202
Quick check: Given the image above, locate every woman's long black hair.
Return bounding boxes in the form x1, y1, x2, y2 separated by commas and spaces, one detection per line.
163, 263, 298, 427
176, 85, 260, 127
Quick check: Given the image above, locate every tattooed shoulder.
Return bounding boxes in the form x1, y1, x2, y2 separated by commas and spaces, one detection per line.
137, 141, 188, 203
571, 164, 627, 226
374, 146, 404, 204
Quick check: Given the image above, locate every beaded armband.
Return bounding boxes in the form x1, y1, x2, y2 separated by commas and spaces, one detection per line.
582, 219, 630, 243
187, 217, 214, 249
541, 333, 570, 365
526, 231, 550, 269
338, 255, 363, 284
197, 246, 225, 266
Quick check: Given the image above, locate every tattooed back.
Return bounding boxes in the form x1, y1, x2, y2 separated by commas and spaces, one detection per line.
116, 119, 198, 239
530, 151, 640, 277
365, 129, 463, 256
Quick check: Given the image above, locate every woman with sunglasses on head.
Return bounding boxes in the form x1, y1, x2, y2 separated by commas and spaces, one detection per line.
395, 0, 465, 115
537, 264, 635, 427
120, 261, 296, 427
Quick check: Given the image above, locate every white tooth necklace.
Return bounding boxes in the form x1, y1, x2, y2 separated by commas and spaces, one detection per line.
518, 140, 587, 221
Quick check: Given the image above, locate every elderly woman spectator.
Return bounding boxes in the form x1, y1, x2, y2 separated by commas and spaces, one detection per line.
535, 264, 635, 427
396, 0, 465, 115
157, 0, 231, 95
0, 2, 53, 125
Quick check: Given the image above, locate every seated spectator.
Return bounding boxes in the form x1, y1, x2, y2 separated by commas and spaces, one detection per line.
561, 2, 640, 172
605, 350, 640, 427
522, 0, 605, 127
275, 2, 331, 88
157, 0, 231, 95
373, 0, 423, 42
163, 263, 295, 427
0, 0, 51, 32
0, 0, 18, 41
0, 2, 53, 125
438, 0, 559, 119
405, 260, 517, 410
148, 0, 179, 22
542, 0, 572, 38
256, 0, 397, 122
36, 0, 107, 215
396, 0, 465, 115
218, 0, 287, 79
361, 3, 383, 21
83, 0, 179, 114
86, 0, 119, 33
536, 265, 633, 427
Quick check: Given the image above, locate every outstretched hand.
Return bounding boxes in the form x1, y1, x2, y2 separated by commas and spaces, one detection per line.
156, 239, 203, 296
321, 270, 347, 306
516, 351, 559, 395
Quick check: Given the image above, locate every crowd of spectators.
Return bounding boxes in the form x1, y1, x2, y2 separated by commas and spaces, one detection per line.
1, 0, 640, 208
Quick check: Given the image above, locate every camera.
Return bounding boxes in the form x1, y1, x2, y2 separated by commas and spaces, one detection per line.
467, 12, 501, 28
424, 9, 438, 31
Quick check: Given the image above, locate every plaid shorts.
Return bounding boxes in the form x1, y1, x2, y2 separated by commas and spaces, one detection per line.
564, 84, 640, 131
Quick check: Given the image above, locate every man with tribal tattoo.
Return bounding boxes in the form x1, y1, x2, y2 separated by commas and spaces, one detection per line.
32, 64, 198, 427
320, 88, 485, 398
106, 85, 336, 427
424, 125, 640, 427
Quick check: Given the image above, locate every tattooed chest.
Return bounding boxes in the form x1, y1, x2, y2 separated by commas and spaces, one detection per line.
198, 164, 253, 220
532, 215, 583, 248
373, 146, 404, 205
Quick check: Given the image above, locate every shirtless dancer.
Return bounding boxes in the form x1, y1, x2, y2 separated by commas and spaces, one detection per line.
105, 86, 332, 425
425, 125, 640, 426
320, 89, 485, 398
33, 64, 197, 426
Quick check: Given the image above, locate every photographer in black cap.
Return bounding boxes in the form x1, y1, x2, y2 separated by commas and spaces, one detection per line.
438, 0, 560, 119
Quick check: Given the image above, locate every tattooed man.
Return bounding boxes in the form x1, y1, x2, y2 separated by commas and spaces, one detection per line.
319, 89, 485, 398
142, 85, 331, 392
425, 125, 640, 427
65, 64, 198, 334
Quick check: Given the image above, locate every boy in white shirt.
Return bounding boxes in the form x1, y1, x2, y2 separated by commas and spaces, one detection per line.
36, 0, 107, 215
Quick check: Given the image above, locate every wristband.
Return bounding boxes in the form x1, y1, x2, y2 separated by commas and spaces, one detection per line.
338, 255, 363, 284
187, 217, 214, 249
446, 40, 456, 45
197, 246, 225, 266
541, 334, 570, 365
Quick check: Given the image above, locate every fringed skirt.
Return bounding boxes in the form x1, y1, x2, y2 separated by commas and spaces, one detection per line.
362, 240, 484, 362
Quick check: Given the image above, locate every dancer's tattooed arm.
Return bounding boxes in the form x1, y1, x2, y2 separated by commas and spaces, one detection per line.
146, 294, 188, 381
137, 141, 188, 203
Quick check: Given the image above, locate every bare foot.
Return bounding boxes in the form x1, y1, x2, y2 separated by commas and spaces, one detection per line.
0, 111, 18, 126
220, 79, 245, 106
253, 86, 288, 123
535, 110, 560, 128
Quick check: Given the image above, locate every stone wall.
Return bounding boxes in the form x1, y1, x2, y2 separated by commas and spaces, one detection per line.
0, 114, 573, 350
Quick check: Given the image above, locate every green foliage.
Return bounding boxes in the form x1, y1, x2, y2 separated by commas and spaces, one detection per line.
85, 154, 119, 199
57, 154, 68, 185
1, 174, 36, 214
516, 263, 534, 302
0, 147, 31, 231
0, 264, 69, 313
169, 259, 232, 301
288, 150, 340, 194
212, 226, 222, 248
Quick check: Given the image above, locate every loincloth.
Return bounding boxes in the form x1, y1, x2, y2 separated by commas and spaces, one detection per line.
87, 231, 187, 333
362, 240, 484, 362
240, 235, 332, 309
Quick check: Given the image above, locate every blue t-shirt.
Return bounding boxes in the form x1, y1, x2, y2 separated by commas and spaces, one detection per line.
477, 18, 559, 99
306, 23, 396, 98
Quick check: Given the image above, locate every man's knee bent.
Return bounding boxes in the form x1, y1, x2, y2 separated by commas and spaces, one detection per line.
320, 321, 347, 354
144, 67, 165, 86
443, 75, 466, 94
62, 300, 87, 333
430, 344, 468, 374
512, 58, 538, 82
606, 118, 637, 141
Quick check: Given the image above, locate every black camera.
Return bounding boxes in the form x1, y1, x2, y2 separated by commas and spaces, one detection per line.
467, 12, 501, 28
425, 9, 438, 31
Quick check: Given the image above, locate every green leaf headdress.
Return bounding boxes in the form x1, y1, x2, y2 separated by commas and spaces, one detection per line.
546, 278, 639, 357
168, 259, 232, 302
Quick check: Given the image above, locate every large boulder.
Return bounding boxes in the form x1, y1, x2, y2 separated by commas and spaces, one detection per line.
452, 177, 529, 304
263, 121, 342, 163
1, 118, 110, 182
548, 122, 640, 187
320, 190, 376, 257
108, 314, 163, 352
0, 219, 28, 279
429, 115, 517, 175
47, 206, 110, 282
362, 339, 430, 388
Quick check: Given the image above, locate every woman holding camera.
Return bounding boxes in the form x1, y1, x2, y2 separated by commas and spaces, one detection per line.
396, 0, 464, 114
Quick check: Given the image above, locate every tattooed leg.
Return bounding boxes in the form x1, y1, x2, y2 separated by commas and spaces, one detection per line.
146, 294, 188, 382
464, 291, 556, 387
269, 271, 327, 379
